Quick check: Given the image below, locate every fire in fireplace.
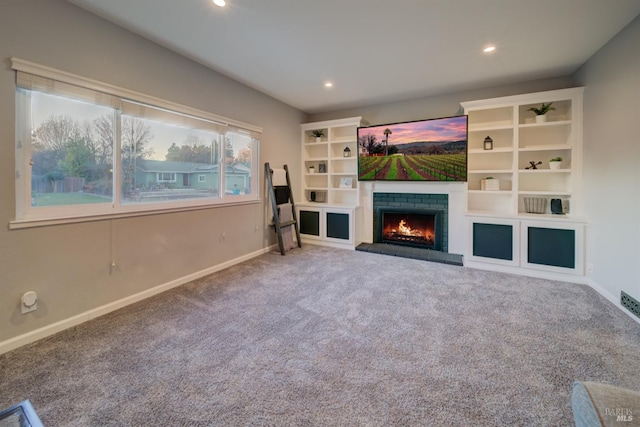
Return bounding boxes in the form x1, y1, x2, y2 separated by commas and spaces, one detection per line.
379, 209, 442, 250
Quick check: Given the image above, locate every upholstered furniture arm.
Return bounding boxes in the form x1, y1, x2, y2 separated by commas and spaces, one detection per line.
572, 381, 640, 426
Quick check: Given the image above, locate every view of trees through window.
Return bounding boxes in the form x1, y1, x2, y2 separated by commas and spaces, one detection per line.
27, 90, 255, 209
31, 93, 115, 207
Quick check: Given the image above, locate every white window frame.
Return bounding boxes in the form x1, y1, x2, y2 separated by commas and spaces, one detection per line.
11, 58, 262, 229
157, 173, 177, 183
198, 174, 206, 183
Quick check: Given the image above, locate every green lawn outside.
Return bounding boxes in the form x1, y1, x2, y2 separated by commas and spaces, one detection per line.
33, 192, 111, 206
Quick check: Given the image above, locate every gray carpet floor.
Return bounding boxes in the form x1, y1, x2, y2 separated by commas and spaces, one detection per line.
2, 245, 640, 426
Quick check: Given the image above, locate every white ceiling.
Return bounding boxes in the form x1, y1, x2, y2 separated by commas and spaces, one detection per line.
67, 0, 640, 114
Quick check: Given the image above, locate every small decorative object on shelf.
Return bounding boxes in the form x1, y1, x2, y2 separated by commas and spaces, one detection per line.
339, 177, 353, 188
525, 161, 542, 170
343, 146, 351, 157
311, 190, 326, 202
549, 156, 562, 169
481, 177, 499, 191
311, 129, 325, 142
550, 198, 569, 214
524, 197, 547, 214
318, 162, 326, 173
483, 136, 493, 150
527, 102, 555, 123
308, 165, 315, 174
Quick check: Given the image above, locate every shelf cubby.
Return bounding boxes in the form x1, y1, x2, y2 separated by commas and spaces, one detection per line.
468, 127, 513, 151
467, 106, 514, 129
518, 99, 572, 125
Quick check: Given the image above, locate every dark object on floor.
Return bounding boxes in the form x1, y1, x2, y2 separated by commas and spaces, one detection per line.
0, 400, 44, 427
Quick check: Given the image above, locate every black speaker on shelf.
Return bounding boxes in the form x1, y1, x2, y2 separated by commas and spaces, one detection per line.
550, 198, 569, 214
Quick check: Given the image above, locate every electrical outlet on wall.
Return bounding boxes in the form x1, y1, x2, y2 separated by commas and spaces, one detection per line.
621, 291, 640, 320
21, 291, 38, 314
587, 263, 594, 274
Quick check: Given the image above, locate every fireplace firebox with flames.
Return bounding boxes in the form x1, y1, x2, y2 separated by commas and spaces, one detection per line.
377, 209, 443, 251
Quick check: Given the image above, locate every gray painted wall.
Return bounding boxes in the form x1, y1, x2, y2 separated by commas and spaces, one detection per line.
574, 16, 640, 305
0, 0, 307, 344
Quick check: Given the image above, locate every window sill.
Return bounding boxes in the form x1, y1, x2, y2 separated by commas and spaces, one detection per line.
9, 199, 260, 229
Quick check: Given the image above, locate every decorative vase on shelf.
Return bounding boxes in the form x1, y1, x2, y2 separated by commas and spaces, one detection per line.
549, 157, 563, 170
308, 166, 315, 174
311, 130, 325, 142
528, 102, 555, 124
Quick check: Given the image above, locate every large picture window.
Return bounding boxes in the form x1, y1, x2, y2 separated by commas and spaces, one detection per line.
12, 59, 261, 226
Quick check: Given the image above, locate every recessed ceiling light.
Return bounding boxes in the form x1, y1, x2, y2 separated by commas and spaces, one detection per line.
213, 0, 226, 6
483, 46, 496, 53
324, 82, 333, 88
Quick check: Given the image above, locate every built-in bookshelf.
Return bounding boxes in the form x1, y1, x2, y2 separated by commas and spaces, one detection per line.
462, 88, 587, 281
462, 87, 584, 217
298, 117, 368, 249
300, 117, 367, 206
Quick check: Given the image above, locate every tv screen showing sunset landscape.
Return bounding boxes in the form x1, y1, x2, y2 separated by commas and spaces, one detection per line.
357, 115, 467, 182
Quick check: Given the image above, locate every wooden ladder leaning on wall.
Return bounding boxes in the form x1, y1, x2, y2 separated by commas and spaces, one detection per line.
265, 163, 302, 255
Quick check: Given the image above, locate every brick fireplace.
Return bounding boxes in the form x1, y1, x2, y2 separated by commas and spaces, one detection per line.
373, 193, 449, 252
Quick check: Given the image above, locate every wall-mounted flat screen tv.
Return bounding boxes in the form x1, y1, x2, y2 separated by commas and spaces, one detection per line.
357, 115, 467, 182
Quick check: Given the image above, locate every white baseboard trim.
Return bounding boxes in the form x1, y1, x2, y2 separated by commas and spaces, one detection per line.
0, 245, 276, 355
587, 278, 640, 326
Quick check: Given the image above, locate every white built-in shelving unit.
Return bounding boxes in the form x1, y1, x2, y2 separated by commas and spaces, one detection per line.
462, 88, 583, 216
462, 87, 584, 217
300, 117, 366, 206
298, 117, 367, 249
462, 88, 587, 281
